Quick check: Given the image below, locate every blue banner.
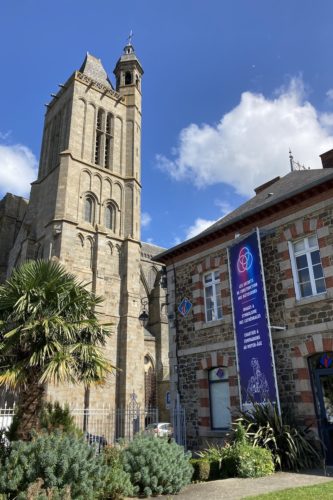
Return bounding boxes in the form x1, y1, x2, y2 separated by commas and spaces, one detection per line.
228, 230, 279, 409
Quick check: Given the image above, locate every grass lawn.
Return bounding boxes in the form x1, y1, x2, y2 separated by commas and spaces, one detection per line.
247, 480, 333, 499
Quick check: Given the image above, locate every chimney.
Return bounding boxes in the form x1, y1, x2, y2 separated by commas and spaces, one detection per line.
320, 149, 333, 169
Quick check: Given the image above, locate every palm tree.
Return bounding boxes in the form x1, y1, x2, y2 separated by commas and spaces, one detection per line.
0, 259, 115, 440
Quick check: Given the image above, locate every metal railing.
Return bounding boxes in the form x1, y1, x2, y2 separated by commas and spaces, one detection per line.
0, 403, 186, 449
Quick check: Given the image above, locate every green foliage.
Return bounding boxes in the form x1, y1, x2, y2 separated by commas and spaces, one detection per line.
208, 460, 221, 480
122, 434, 193, 497
219, 443, 239, 478
196, 442, 225, 462
0, 259, 115, 439
40, 401, 80, 435
220, 442, 274, 479
190, 458, 210, 482
102, 446, 134, 500
237, 401, 322, 471
0, 259, 115, 390
236, 444, 275, 478
0, 432, 108, 499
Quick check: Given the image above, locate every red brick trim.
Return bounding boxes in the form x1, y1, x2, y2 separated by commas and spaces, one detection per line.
291, 334, 333, 428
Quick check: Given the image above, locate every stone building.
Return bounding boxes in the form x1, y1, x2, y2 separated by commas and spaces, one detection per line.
0, 42, 170, 419
157, 150, 333, 461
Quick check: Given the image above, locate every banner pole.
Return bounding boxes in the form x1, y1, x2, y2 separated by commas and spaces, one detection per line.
256, 227, 281, 415
227, 246, 243, 411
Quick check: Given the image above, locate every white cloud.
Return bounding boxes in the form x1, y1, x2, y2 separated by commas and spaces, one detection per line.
185, 217, 217, 240
157, 78, 333, 197
214, 200, 234, 217
0, 130, 11, 140
141, 212, 152, 228
327, 89, 333, 101
0, 143, 37, 197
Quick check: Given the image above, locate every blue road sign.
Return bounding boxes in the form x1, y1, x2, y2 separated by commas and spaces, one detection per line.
178, 297, 192, 317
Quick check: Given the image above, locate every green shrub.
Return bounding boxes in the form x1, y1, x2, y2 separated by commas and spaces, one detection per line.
0, 432, 107, 499
208, 459, 221, 480
237, 401, 322, 471
102, 445, 134, 500
220, 442, 274, 478
122, 434, 193, 496
190, 458, 210, 482
40, 401, 80, 435
220, 443, 238, 478
196, 442, 225, 462
6, 401, 81, 442
236, 444, 274, 478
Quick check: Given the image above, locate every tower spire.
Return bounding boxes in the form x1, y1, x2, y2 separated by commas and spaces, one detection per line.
124, 30, 134, 55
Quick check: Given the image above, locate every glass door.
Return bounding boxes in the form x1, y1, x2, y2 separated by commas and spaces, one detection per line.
315, 368, 333, 464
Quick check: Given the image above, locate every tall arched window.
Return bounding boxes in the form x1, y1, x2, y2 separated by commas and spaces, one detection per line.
144, 355, 156, 409
95, 109, 104, 165
94, 108, 113, 169
84, 196, 94, 224
105, 204, 114, 230
104, 114, 113, 169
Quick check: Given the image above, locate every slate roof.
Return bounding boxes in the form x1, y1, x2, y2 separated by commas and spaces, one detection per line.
204, 168, 333, 234
141, 241, 166, 258
79, 53, 113, 89
156, 167, 333, 261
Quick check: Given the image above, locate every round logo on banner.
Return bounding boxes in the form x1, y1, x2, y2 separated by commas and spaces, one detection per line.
237, 246, 253, 273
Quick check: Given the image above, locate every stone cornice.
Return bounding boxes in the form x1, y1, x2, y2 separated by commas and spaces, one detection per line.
75, 71, 125, 103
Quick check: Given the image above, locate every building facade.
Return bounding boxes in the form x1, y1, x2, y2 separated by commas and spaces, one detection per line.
157, 151, 333, 461
0, 43, 170, 419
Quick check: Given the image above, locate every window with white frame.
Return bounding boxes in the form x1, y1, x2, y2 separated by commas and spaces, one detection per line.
204, 270, 222, 322
209, 367, 231, 429
289, 235, 326, 299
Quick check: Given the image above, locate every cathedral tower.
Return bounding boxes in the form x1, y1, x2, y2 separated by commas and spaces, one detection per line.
7, 42, 149, 409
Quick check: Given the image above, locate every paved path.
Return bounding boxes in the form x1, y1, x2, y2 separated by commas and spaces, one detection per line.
170, 470, 333, 499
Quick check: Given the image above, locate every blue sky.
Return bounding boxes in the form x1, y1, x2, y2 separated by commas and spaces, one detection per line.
1, 0, 333, 248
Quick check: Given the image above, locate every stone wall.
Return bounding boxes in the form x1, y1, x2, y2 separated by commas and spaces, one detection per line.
167, 197, 333, 448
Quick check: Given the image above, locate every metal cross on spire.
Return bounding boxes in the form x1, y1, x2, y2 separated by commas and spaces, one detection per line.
127, 30, 134, 45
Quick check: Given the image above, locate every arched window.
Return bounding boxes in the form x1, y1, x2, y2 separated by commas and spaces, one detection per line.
95, 109, 104, 165
125, 71, 132, 85
104, 114, 113, 169
94, 108, 113, 169
105, 204, 114, 230
144, 355, 156, 409
84, 196, 94, 224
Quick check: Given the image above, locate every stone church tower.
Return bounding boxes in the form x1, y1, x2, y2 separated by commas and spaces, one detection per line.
0, 42, 169, 418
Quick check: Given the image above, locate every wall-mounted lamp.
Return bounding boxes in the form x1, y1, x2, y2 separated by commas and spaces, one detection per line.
139, 298, 149, 327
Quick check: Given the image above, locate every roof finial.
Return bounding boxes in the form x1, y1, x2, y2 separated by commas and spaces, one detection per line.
127, 30, 133, 45
123, 30, 135, 55
289, 148, 294, 172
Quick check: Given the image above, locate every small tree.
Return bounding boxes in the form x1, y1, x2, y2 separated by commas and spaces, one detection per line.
0, 259, 115, 440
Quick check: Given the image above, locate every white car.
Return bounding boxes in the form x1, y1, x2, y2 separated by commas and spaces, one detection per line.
145, 422, 173, 438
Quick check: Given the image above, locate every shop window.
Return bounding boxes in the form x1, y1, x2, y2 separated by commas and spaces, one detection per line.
204, 270, 223, 322
209, 367, 231, 430
289, 235, 326, 299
